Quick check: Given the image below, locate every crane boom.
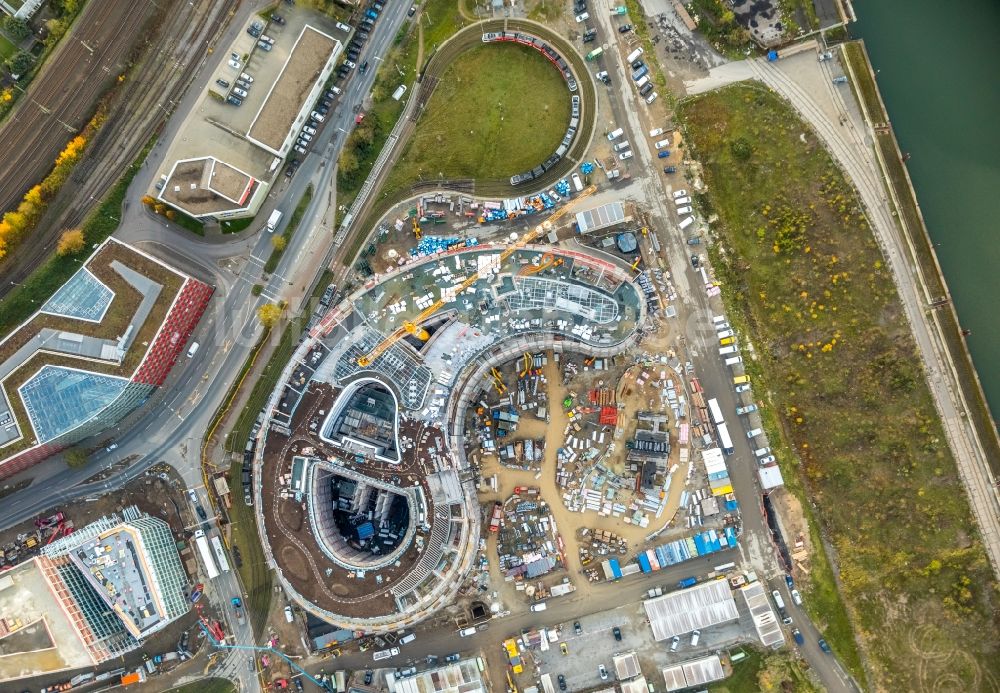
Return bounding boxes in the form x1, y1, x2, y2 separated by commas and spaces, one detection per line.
357, 186, 596, 368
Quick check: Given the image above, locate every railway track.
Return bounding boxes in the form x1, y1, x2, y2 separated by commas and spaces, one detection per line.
0, 0, 238, 301
0, 1, 153, 213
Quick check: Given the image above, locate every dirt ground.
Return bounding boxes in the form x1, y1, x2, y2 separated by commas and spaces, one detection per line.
477, 350, 691, 604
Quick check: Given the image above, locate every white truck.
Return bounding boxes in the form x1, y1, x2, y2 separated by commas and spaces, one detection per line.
266, 209, 283, 233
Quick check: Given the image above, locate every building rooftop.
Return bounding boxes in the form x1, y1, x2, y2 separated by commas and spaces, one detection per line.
160, 157, 259, 217
247, 25, 339, 154
19, 366, 129, 443
575, 201, 628, 234
0, 559, 94, 683
643, 579, 740, 641
41, 267, 115, 322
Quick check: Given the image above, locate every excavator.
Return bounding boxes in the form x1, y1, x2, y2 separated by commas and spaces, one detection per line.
412, 215, 422, 240
490, 367, 507, 395
357, 186, 596, 368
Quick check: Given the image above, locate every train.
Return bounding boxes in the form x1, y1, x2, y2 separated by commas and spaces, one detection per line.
481, 32, 577, 92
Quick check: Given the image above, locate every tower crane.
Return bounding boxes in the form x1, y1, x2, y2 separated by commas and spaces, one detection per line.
356, 186, 596, 368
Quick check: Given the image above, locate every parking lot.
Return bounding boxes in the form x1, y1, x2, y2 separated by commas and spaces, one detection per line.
524, 593, 754, 691
152, 5, 343, 199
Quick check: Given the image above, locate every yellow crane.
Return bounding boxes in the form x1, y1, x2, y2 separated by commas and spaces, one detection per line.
490, 367, 508, 395
357, 186, 596, 368
412, 215, 422, 240
630, 256, 642, 272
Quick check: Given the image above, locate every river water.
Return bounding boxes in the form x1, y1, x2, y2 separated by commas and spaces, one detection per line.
854, 1, 1000, 422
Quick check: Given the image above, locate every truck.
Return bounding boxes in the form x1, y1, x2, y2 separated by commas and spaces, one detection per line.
677, 576, 697, 589
193, 530, 220, 580
585, 46, 604, 61
488, 502, 503, 532
266, 209, 283, 233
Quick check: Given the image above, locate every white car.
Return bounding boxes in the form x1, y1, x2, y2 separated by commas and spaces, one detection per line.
735, 383, 751, 393
670, 636, 680, 652
232, 87, 248, 98
294, 145, 307, 154
335, 21, 352, 32
344, 59, 357, 69
575, 11, 590, 21
299, 132, 313, 142
717, 329, 734, 339
676, 205, 692, 215
649, 127, 663, 137
791, 589, 803, 605
672, 189, 688, 199
259, 35, 275, 45
302, 125, 317, 135
310, 111, 326, 123
645, 91, 658, 104
618, 151, 633, 160
674, 196, 691, 206
228, 58, 242, 69
331, 85, 343, 95
654, 139, 671, 149
758, 454, 776, 465
240, 72, 254, 83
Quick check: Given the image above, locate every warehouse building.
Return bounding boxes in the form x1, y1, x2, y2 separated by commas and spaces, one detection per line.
643, 578, 740, 641
575, 201, 629, 234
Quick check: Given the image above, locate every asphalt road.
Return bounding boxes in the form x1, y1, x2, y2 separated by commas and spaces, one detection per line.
0, 2, 421, 692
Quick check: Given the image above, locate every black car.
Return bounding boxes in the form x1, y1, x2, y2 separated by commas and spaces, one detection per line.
356, 31, 369, 40
574, 621, 582, 636
573, 2, 587, 13
317, 105, 329, 116
631, 58, 644, 69
364, 670, 374, 685
293, 677, 303, 692
271, 13, 286, 24
691, 254, 700, 268
196, 505, 207, 521
612, 626, 622, 641
582, 30, 596, 43
360, 60, 369, 74
618, 23, 632, 32
347, 49, 360, 60
407, 5, 416, 16
557, 674, 567, 691
216, 78, 230, 88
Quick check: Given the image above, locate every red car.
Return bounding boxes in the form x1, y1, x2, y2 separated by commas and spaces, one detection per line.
273, 679, 288, 689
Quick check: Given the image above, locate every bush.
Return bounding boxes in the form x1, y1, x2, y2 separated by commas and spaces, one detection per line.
4, 17, 30, 40
64, 448, 88, 468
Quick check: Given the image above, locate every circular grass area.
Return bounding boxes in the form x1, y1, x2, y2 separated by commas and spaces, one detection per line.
389, 43, 572, 186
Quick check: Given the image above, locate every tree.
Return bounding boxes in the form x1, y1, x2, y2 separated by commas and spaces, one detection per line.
7, 51, 34, 78
65, 447, 89, 468
4, 17, 30, 40
257, 302, 282, 328
338, 148, 360, 176
57, 228, 85, 256
271, 235, 287, 252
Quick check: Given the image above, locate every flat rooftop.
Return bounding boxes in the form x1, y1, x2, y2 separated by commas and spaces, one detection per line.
67, 526, 165, 638
0, 559, 93, 683
160, 157, 258, 217
247, 25, 339, 153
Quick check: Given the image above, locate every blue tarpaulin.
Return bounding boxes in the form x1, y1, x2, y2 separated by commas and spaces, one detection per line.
356, 522, 374, 540
638, 553, 651, 573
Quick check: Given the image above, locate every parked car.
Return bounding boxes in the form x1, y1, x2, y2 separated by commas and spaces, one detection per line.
344, 60, 356, 69
649, 127, 664, 137
257, 40, 272, 51
216, 78, 230, 88
557, 674, 567, 691
271, 13, 286, 24
560, 642, 569, 655
791, 589, 803, 605
574, 621, 582, 636
670, 635, 680, 652
612, 626, 622, 641
598, 664, 609, 680
233, 87, 248, 98
676, 205, 693, 215
758, 454, 776, 465
818, 638, 831, 653
575, 11, 590, 22
672, 189, 688, 198
619, 23, 632, 32
228, 58, 242, 69
657, 150, 670, 159
302, 125, 317, 135
408, 5, 417, 15
259, 35, 275, 45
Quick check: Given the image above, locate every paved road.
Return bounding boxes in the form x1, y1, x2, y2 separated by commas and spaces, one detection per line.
1, 2, 415, 691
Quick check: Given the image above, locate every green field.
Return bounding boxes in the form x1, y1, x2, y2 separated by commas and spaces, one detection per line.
167, 679, 234, 693
710, 649, 818, 693
0, 33, 16, 60
681, 83, 999, 689
382, 42, 571, 194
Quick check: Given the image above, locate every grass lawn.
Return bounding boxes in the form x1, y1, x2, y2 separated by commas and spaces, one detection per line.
381, 42, 570, 195
264, 184, 312, 273
221, 215, 256, 233
710, 649, 817, 693
0, 33, 16, 60
167, 679, 235, 693
681, 83, 998, 690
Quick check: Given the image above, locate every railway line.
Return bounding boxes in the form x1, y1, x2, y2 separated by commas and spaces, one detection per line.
0, 0, 239, 302
0, 1, 154, 213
